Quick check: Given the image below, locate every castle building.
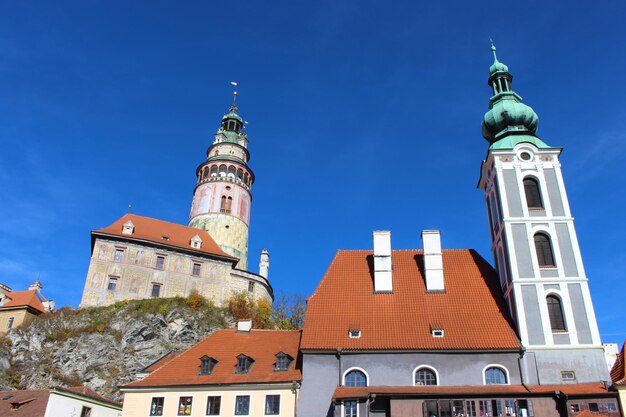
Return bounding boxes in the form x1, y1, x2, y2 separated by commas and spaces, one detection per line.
80, 100, 273, 308
296, 48, 618, 417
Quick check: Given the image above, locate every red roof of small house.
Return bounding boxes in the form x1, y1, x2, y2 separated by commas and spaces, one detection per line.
610, 342, 626, 385
94, 214, 235, 260
56, 386, 122, 407
1, 290, 47, 314
0, 389, 49, 417
301, 249, 521, 351
333, 383, 614, 400
123, 329, 302, 388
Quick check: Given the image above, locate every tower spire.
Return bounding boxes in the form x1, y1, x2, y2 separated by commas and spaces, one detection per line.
230, 81, 238, 112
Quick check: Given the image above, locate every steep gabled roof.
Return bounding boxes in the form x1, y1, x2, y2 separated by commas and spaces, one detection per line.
610, 342, 626, 385
301, 249, 520, 351
123, 329, 302, 388
94, 214, 235, 261
1, 290, 47, 314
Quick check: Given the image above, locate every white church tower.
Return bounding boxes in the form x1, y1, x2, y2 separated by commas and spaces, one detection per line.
477, 46, 608, 384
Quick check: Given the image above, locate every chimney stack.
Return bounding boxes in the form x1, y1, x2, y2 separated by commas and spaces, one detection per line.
28, 280, 43, 292
373, 230, 393, 292
237, 319, 253, 333
259, 249, 270, 278
422, 230, 444, 291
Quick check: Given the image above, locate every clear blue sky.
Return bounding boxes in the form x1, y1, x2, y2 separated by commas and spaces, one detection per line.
1, 1, 625, 342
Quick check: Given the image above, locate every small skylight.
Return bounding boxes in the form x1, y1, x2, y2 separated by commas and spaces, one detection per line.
431, 329, 444, 338
349, 329, 361, 338
161, 235, 170, 241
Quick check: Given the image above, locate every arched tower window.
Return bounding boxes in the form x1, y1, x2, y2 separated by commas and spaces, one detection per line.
484, 367, 508, 385
414, 367, 438, 386
344, 369, 367, 387
210, 165, 218, 177
523, 177, 543, 209
534, 233, 555, 267
220, 195, 227, 212
226, 196, 233, 213
546, 295, 567, 331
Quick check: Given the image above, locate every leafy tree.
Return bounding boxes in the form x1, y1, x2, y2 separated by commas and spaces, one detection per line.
269, 292, 306, 330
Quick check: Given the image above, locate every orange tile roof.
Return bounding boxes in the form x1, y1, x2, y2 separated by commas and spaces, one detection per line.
94, 214, 235, 260
610, 342, 626, 385
123, 329, 302, 388
575, 411, 609, 417
301, 250, 520, 351
333, 383, 614, 400
141, 351, 180, 373
1, 290, 47, 314
0, 389, 49, 417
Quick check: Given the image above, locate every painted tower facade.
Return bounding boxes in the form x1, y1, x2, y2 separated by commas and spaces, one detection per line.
478, 47, 608, 384
189, 103, 254, 270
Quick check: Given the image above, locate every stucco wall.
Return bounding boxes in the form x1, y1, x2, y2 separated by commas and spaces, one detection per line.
0, 308, 37, 335
121, 385, 296, 417
80, 239, 271, 308
44, 391, 121, 417
529, 347, 609, 384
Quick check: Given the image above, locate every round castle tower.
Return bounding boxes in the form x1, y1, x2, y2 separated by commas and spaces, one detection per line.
189, 101, 254, 270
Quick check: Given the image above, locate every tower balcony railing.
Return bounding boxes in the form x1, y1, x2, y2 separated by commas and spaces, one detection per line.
197, 175, 251, 191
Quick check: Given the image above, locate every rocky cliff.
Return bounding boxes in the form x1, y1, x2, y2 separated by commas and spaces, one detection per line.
0, 295, 231, 401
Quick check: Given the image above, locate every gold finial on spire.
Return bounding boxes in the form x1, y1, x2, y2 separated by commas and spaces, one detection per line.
230, 81, 238, 106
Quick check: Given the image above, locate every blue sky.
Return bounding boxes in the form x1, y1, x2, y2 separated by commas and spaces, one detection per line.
1, 1, 625, 341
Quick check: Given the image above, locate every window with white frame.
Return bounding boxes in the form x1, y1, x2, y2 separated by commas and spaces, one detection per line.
344, 400, 357, 417
484, 366, 508, 385
344, 369, 367, 387
415, 367, 438, 386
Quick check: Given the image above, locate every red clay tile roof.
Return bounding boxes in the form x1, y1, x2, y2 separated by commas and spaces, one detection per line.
0, 389, 49, 417
301, 250, 520, 351
333, 383, 614, 400
575, 411, 609, 417
1, 290, 47, 314
123, 329, 302, 388
610, 342, 626, 385
94, 214, 235, 260
57, 386, 122, 407
141, 351, 180, 374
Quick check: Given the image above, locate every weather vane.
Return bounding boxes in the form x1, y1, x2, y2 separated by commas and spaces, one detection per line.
230, 81, 238, 105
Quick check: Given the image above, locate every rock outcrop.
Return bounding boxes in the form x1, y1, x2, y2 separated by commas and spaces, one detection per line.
0, 296, 230, 400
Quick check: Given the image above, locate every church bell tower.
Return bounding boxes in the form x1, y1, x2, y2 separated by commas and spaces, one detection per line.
477, 46, 608, 384
189, 96, 254, 269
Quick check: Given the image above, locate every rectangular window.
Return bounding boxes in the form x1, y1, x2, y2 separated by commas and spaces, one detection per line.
504, 400, 515, 416
150, 397, 164, 416
192, 263, 201, 276
570, 403, 580, 413
607, 403, 618, 412
561, 370, 576, 381
7, 317, 14, 329
589, 403, 599, 412
80, 406, 92, 417
517, 399, 533, 417
265, 395, 280, 415
345, 400, 357, 417
206, 396, 221, 415
248, 281, 255, 292
235, 395, 250, 415
114, 249, 124, 263
156, 255, 165, 270
178, 396, 192, 415
107, 277, 118, 291
151, 284, 161, 298
466, 400, 476, 417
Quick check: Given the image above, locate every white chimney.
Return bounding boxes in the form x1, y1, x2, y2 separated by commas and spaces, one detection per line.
259, 249, 270, 278
237, 319, 253, 333
373, 230, 393, 292
422, 230, 444, 291
28, 280, 43, 292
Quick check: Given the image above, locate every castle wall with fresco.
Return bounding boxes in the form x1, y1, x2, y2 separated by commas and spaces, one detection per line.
79, 239, 272, 308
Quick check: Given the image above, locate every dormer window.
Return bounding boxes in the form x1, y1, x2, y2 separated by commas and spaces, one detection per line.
349, 329, 361, 338
161, 235, 169, 241
430, 324, 444, 338
199, 356, 218, 375
122, 220, 135, 235
235, 354, 254, 374
275, 352, 292, 371
190, 235, 203, 249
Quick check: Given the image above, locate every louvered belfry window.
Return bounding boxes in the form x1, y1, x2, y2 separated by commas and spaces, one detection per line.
524, 177, 544, 209
534, 233, 555, 267
547, 295, 567, 331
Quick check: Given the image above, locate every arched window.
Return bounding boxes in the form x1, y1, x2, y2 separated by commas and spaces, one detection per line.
414, 367, 438, 386
547, 295, 567, 331
523, 177, 544, 209
226, 196, 233, 212
484, 367, 508, 385
220, 196, 227, 212
210, 165, 218, 177
344, 369, 367, 387
534, 233, 555, 267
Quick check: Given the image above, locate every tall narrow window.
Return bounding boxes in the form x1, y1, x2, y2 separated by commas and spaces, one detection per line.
547, 295, 567, 331
177, 397, 192, 415
7, 317, 14, 329
344, 400, 357, 417
114, 249, 124, 263
534, 233, 555, 267
107, 277, 118, 291
206, 396, 221, 415
192, 263, 201, 276
156, 255, 165, 270
265, 395, 280, 415
150, 397, 164, 416
236, 354, 254, 373
80, 407, 92, 417
235, 395, 250, 415
523, 177, 544, 209
220, 195, 227, 212
344, 369, 367, 387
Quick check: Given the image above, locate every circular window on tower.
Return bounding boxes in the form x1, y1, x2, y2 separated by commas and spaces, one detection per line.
225, 186, 231, 191
519, 152, 532, 161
